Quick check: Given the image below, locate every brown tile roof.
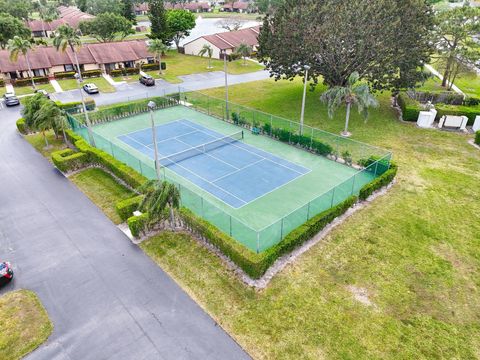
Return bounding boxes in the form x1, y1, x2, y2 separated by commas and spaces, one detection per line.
26, 6, 94, 32
0, 40, 151, 72
188, 26, 260, 51
222, 1, 249, 10
134, 3, 149, 12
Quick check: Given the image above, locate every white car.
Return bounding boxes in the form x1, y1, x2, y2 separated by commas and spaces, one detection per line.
82, 83, 99, 94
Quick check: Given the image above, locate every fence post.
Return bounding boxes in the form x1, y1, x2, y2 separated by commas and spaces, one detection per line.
280, 218, 284, 239
374, 160, 379, 176
307, 202, 310, 220
256, 232, 260, 254
351, 174, 356, 195
270, 115, 273, 136
310, 127, 314, 149
139, 160, 143, 175
331, 187, 336, 207
229, 216, 232, 237
110, 142, 114, 156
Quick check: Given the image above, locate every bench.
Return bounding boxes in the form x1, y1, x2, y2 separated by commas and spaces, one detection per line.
438, 115, 468, 131
251, 127, 261, 135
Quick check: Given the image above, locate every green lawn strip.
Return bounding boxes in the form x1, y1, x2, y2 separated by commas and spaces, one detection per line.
136, 79, 480, 359
12, 83, 55, 97
57, 77, 115, 93
0, 289, 53, 360
143, 51, 263, 83
69, 168, 134, 224
24, 130, 67, 160
197, 12, 261, 20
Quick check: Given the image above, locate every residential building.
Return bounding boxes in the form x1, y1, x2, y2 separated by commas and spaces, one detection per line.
220, 1, 251, 13
0, 40, 154, 82
183, 26, 260, 59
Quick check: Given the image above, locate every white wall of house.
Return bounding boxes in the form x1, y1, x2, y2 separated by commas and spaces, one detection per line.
184, 37, 229, 59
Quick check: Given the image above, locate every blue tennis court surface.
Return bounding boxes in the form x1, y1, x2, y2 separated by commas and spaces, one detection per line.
118, 119, 310, 208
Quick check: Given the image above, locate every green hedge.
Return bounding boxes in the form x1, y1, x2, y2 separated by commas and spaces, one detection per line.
475, 131, 480, 145
397, 92, 422, 121
127, 212, 149, 237
116, 195, 144, 222
54, 71, 76, 79
359, 162, 397, 201
435, 103, 480, 126
13, 76, 49, 87
82, 70, 102, 78
16, 118, 28, 134
0, 78, 4, 87
110, 68, 140, 77
56, 98, 96, 113
51, 148, 89, 173
179, 195, 358, 279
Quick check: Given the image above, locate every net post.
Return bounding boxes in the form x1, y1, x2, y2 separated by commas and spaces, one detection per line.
374, 160, 379, 176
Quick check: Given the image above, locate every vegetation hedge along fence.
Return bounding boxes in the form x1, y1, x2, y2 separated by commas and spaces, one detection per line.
141, 62, 166, 71
56, 98, 96, 114
116, 195, 144, 222
51, 149, 89, 173
435, 104, 480, 126
13, 76, 49, 87
397, 92, 422, 122
359, 162, 397, 200
65, 130, 147, 189
475, 131, 480, 146
16, 118, 28, 134
127, 212, 149, 238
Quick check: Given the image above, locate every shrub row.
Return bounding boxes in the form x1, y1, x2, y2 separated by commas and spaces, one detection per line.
411, 90, 464, 105
475, 131, 480, 145
127, 212, 149, 237
141, 62, 166, 71
116, 195, 144, 222
397, 92, 422, 121
16, 118, 28, 134
13, 76, 50, 87
110, 68, 140, 77
262, 122, 333, 156
51, 148, 89, 173
0, 78, 4, 87
359, 162, 398, 200
56, 98, 96, 113
66, 130, 147, 189
435, 103, 480, 126
54, 70, 103, 79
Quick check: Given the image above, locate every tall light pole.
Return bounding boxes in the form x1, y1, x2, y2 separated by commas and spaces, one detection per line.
148, 101, 161, 181
74, 72, 95, 146
300, 64, 311, 135
221, 49, 229, 121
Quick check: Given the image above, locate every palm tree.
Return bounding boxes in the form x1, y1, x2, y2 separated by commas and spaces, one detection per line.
148, 39, 168, 75
320, 72, 378, 137
198, 44, 213, 69
32, 101, 59, 147
53, 24, 95, 146
235, 42, 252, 66
138, 180, 181, 229
7, 36, 36, 89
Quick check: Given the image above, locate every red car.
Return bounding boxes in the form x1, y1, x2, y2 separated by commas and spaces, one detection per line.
0, 262, 13, 286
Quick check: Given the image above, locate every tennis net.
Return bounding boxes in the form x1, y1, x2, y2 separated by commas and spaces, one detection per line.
158, 130, 244, 167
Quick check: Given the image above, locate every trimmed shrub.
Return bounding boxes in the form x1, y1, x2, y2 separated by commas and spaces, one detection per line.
51, 149, 89, 173
435, 103, 480, 126
127, 212, 149, 237
13, 76, 49, 87
464, 97, 480, 106
359, 162, 397, 200
16, 118, 28, 134
475, 131, 480, 145
161, 62, 166, 70
110, 69, 123, 77
54, 71, 76, 79
116, 195, 144, 222
56, 98, 96, 113
0, 78, 4, 87
267, 124, 333, 156
397, 92, 422, 121
141, 63, 159, 71
82, 69, 102, 78
124, 68, 139, 75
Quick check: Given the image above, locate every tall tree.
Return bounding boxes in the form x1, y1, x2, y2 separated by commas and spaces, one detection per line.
148, 38, 168, 74
198, 44, 213, 69
0, 0, 32, 20
166, 9, 195, 51
433, 6, 480, 89
79, 13, 134, 42
254, 0, 284, 14
320, 72, 378, 137
76, 0, 88, 12
33, 101, 66, 147
7, 36, 36, 89
22, 93, 49, 129
138, 180, 180, 229
85, 0, 123, 15
235, 42, 252, 66
258, 0, 434, 91
148, 0, 169, 44
0, 13, 31, 49
122, 0, 136, 23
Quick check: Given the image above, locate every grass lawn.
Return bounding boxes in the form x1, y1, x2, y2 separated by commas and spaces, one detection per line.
57, 77, 116, 93
70, 168, 134, 224
141, 51, 263, 84
197, 11, 261, 20
0, 290, 53, 360
12, 83, 55, 97
24, 130, 67, 160
138, 79, 480, 359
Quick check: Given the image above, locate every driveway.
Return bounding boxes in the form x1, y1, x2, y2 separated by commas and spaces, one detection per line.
0, 106, 249, 359
53, 70, 271, 107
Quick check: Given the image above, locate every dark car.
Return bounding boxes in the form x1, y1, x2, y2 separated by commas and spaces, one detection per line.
35, 89, 50, 99
3, 93, 20, 106
0, 262, 13, 286
82, 83, 99, 94
139, 74, 155, 86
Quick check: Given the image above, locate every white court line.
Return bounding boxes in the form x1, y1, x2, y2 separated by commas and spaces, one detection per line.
144, 128, 201, 149
211, 158, 265, 183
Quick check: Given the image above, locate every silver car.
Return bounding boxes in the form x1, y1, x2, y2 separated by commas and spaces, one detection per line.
3, 93, 20, 106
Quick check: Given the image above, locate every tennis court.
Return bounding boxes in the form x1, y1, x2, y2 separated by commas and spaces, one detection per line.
117, 119, 310, 208
70, 101, 391, 252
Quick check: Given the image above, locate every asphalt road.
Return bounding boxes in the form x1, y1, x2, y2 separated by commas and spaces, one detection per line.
0, 106, 250, 359
53, 70, 271, 107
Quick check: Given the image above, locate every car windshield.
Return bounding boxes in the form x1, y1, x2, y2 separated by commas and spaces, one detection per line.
4, 94, 15, 98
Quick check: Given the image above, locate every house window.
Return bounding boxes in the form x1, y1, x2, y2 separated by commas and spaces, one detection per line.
124, 61, 134, 68
64, 64, 74, 72
147, 57, 155, 64
33, 69, 45, 77
9, 72, 17, 79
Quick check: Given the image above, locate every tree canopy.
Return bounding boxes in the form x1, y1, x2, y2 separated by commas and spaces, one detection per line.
85, 0, 123, 15
166, 9, 195, 49
0, 12, 31, 49
79, 13, 134, 42
148, 0, 169, 44
121, 0, 136, 23
258, 0, 434, 91
0, 0, 32, 20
